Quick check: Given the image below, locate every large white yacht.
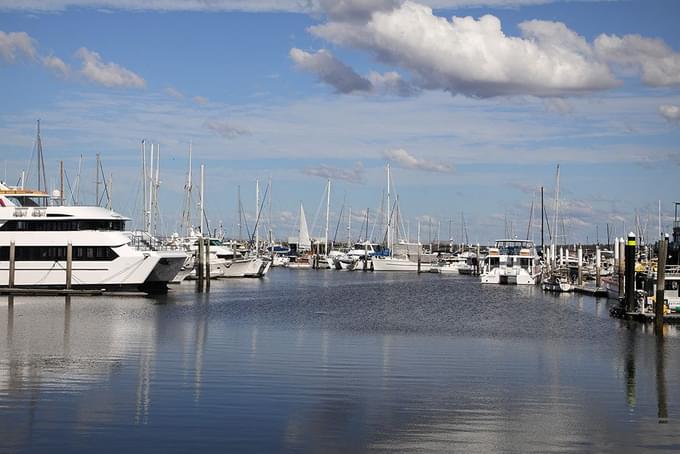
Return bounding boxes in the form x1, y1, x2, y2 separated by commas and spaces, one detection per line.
480, 239, 540, 285
0, 183, 186, 293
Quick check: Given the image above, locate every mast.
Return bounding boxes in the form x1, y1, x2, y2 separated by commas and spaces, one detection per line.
386, 164, 391, 253
75, 154, 82, 205
255, 178, 260, 255
553, 164, 560, 247
268, 176, 273, 248
347, 206, 351, 247
325, 179, 331, 255
141, 141, 147, 231
153, 144, 160, 236
541, 186, 544, 251
147, 144, 154, 233
96, 152, 101, 207
180, 142, 193, 235
59, 160, 64, 206
200, 163, 205, 236
35, 120, 48, 203
237, 185, 242, 241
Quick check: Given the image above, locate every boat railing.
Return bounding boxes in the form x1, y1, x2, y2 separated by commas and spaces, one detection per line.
127, 231, 184, 252
666, 265, 680, 277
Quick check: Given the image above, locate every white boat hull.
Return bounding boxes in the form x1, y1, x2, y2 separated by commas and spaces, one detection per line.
372, 257, 431, 272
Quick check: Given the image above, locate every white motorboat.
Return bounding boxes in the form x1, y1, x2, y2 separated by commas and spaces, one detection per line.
480, 239, 540, 285
0, 183, 186, 293
371, 254, 431, 272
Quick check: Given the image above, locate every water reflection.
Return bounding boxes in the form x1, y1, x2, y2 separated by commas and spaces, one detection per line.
1, 274, 680, 452
656, 334, 668, 424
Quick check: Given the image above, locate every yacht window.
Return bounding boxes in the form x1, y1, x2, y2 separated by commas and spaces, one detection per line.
0, 219, 125, 231
0, 246, 118, 261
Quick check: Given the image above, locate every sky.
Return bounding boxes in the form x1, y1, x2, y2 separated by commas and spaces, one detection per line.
0, 0, 679, 246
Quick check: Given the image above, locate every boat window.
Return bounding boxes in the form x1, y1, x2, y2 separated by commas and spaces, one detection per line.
0, 219, 126, 231
0, 246, 118, 261
209, 239, 223, 246
520, 258, 530, 269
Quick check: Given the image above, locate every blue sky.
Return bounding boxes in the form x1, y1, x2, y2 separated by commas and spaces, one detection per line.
1, 0, 679, 245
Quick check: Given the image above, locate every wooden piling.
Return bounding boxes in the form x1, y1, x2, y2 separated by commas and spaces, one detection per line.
655, 234, 668, 334
205, 238, 211, 291
618, 238, 625, 299
8, 241, 16, 288
595, 246, 601, 289
363, 243, 368, 271
625, 233, 636, 312
197, 238, 204, 291
66, 242, 73, 289
417, 246, 421, 274
577, 246, 583, 286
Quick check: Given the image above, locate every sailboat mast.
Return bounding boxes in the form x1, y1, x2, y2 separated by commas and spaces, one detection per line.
347, 206, 351, 247
35, 120, 47, 202
147, 144, 154, 234
541, 186, 544, 251
141, 140, 147, 231
325, 179, 331, 255
237, 185, 242, 241
255, 178, 260, 255
553, 164, 560, 247
268, 176, 273, 248
96, 153, 101, 207
386, 164, 391, 252
200, 164, 205, 236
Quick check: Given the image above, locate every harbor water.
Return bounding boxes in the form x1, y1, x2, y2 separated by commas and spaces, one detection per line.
1, 270, 679, 453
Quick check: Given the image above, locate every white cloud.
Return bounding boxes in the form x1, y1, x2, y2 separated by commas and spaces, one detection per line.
0, 30, 36, 62
368, 71, 419, 96
659, 104, 680, 122
164, 86, 184, 99
543, 97, 573, 115
595, 34, 680, 87
291, 48, 418, 97
290, 48, 372, 94
382, 148, 453, 173
205, 119, 249, 139
302, 161, 366, 183
75, 47, 145, 88
42, 54, 69, 78
193, 95, 209, 105
310, 2, 618, 98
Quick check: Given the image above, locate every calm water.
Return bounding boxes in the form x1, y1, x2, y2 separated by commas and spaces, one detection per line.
1, 270, 679, 453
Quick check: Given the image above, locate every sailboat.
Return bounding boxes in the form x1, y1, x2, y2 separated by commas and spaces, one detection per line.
287, 203, 313, 269
542, 164, 573, 292
371, 164, 431, 272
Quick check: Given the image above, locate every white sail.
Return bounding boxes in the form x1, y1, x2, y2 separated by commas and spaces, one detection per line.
298, 203, 311, 251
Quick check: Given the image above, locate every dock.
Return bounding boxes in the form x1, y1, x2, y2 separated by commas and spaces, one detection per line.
0, 288, 105, 296
617, 311, 680, 325
573, 286, 608, 297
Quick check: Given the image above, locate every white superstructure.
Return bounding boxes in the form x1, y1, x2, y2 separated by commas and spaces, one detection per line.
0, 183, 186, 293
480, 239, 540, 285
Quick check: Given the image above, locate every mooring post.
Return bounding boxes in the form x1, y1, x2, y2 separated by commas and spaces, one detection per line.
8, 241, 16, 288
595, 245, 601, 289
476, 244, 481, 275
66, 242, 73, 290
655, 234, 668, 334
205, 238, 211, 291
417, 246, 421, 274
363, 243, 368, 271
577, 246, 583, 287
197, 238, 204, 292
625, 233, 636, 313
618, 238, 625, 299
